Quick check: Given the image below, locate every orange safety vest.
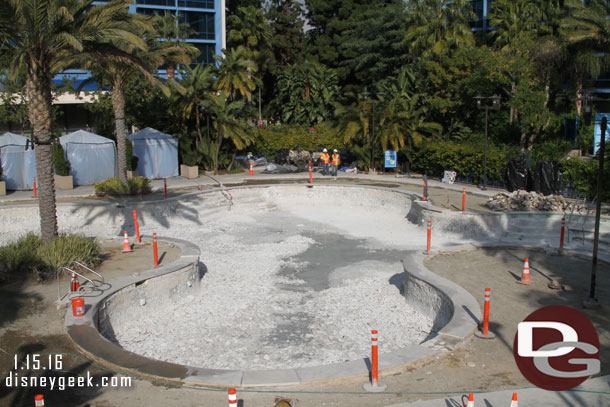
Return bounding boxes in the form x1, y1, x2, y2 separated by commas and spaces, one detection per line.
331, 153, 340, 166
320, 153, 330, 164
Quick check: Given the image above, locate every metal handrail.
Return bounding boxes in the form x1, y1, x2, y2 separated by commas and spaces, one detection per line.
56, 267, 97, 303
202, 173, 234, 210
68, 260, 104, 282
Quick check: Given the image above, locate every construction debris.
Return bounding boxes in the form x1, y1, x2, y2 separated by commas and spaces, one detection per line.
485, 190, 591, 212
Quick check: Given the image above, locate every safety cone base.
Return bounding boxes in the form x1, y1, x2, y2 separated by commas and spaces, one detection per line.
362, 381, 388, 392
516, 279, 532, 285
474, 330, 496, 339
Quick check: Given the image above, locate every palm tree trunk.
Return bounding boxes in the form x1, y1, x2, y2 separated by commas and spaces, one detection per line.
195, 103, 205, 151
26, 72, 58, 243
214, 127, 223, 175
111, 82, 129, 184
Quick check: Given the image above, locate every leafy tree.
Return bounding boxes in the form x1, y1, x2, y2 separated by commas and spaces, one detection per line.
266, 0, 306, 68
272, 62, 339, 125
340, 2, 409, 91
334, 95, 375, 169
0, 0, 146, 242
226, 0, 262, 18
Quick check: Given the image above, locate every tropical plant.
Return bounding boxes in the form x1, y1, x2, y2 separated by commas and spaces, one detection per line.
153, 11, 198, 79
0, 0, 147, 242
201, 91, 254, 173
334, 95, 374, 169
52, 142, 71, 176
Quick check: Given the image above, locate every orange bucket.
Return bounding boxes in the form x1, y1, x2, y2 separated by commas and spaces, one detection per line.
71, 297, 85, 317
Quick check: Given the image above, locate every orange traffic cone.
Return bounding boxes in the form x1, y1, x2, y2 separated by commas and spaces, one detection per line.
34, 394, 44, 406
510, 393, 518, 407
517, 257, 532, 285
70, 271, 80, 292
249, 162, 254, 175
465, 393, 474, 407
121, 230, 133, 253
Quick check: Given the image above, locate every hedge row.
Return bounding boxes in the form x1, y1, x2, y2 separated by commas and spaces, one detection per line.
252, 123, 344, 157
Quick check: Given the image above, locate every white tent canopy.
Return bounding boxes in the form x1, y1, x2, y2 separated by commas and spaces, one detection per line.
59, 130, 117, 185
127, 127, 178, 179
0, 132, 37, 190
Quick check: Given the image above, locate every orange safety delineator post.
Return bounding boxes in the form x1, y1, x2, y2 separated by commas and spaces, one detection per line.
33, 177, 37, 198
308, 161, 313, 184
465, 392, 474, 407
475, 288, 496, 339
517, 257, 532, 285
560, 217, 565, 249
70, 270, 80, 292
228, 388, 237, 406
121, 230, 133, 253
153, 232, 159, 267
362, 329, 387, 391
133, 210, 141, 244
422, 177, 427, 201
249, 162, 254, 175
426, 220, 432, 253
34, 394, 44, 406
164, 178, 168, 199
510, 393, 518, 407
462, 188, 466, 212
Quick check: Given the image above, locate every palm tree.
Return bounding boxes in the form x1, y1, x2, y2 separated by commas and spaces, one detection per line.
201, 91, 253, 174
405, 0, 474, 61
0, 0, 145, 242
153, 12, 198, 79
179, 63, 216, 153
84, 14, 195, 184
334, 95, 374, 169
214, 46, 258, 101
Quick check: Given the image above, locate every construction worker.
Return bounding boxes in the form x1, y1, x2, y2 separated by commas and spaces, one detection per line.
331, 149, 340, 177
320, 148, 330, 175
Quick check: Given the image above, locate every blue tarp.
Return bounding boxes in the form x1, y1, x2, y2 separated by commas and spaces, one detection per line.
0, 132, 37, 190
59, 130, 117, 185
127, 128, 178, 179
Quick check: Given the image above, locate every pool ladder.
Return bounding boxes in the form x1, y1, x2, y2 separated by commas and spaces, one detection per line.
56, 260, 106, 304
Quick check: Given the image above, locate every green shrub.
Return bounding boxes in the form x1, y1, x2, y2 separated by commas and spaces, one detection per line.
94, 176, 151, 196
52, 142, 71, 176
37, 234, 101, 275
125, 139, 139, 171
0, 233, 101, 279
560, 157, 610, 200
252, 122, 344, 158
227, 167, 244, 174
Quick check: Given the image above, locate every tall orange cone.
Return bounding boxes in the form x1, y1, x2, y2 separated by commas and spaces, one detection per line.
517, 257, 532, 285
34, 394, 44, 406
249, 162, 254, 175
510, 393, 518, 407
121, 230, 133, 253
465, 392, 474, 407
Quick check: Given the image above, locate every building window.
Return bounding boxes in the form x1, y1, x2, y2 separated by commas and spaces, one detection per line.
194, 43, 215, 65
180, 11, 215, 40
178, 0, 214, 8
136, 0, 175, 7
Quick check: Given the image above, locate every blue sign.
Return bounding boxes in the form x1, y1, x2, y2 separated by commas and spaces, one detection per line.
594, 113, 610, 154
384, 150, 397, 168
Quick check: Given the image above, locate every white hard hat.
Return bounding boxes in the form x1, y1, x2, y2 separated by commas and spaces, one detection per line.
323, 148, 327, 152
333, 149, 337, 153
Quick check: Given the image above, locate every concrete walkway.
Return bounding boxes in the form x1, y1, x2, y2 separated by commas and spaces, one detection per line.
387, 375, 610, 406
0, 170, 500, 204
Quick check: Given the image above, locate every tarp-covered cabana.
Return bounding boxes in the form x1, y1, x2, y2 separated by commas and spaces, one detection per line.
127, 128, 179, 179
0, 132, 37, 190
59, 130, 117, 185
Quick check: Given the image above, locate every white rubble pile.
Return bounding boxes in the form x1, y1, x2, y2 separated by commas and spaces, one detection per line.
486, 190, 585, 212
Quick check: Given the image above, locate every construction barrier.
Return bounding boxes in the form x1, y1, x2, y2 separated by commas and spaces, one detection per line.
462, 188, 466, 212
133, 210, 141, 244
33, 177, 37, 198
34, 394, 44, 406
70, 271, 79, 292
228, 388, 237, 406
153, 232, 159, 267
121, 230, 133, 253
560, 217, 565, 249
517, 257, 532, 285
